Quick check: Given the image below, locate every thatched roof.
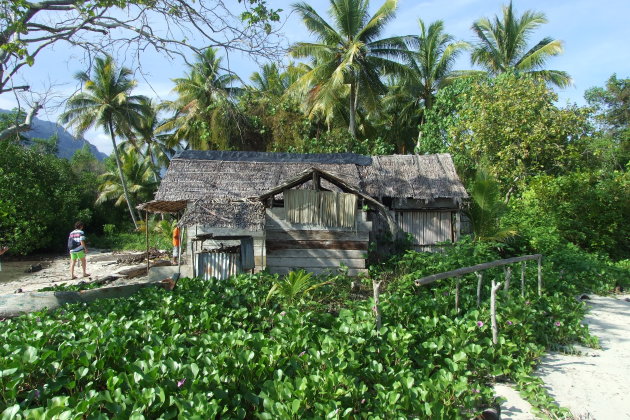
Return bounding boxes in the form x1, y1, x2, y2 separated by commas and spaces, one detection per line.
155, 157, 364, 202
178, 197, 265, 230
149, 151, 468, 212
358, 154, 468, 201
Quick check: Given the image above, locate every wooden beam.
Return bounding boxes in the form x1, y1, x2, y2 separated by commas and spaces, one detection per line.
266, 240, 368, 251
266, 230, 369, 242
267, 248, 366, 259
413, 254, 542, 286
266, 256, 365, 269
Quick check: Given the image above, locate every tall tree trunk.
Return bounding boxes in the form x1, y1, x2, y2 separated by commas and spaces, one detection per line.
147, 145, 161, 183
109, 121, 139, 229
348, 82, 357, 137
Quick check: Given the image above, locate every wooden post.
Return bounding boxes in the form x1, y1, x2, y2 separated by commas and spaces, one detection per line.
455, 277, 461, 313
313, 171, 320, 191
476, 272, 483, 307
490, 280, 502, 345
372, 280, 382, 332
537, 256, 542, 296
145, 211, 150, 276
521, 261, 526, 297
177, 224, 183, 276
503, 266, 512, 297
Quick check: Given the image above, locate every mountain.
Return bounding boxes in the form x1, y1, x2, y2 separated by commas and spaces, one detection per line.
0, 110, 108, 160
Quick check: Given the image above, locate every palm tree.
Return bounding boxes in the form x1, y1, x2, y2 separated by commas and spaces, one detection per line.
467, 167, 517, 242
159, 48, 245, 150
250, 63, 293, 97
60, 55, 146, 228
124, 98, 175, 181
289, 0, 407, 137
96, 147, 159, 209
470, 2, 570, 88
381, 19, 468, 151
402, 19, 469, 112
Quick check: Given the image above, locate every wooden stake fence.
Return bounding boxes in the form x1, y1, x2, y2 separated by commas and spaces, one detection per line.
413, 254, 543, 345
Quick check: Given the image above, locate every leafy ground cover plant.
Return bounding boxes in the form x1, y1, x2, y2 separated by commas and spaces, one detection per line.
1, 238, 625, 418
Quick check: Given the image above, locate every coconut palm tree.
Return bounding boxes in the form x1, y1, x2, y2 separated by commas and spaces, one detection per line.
289, 0, 407, 137
123, 98, 175, 181
250, 63, 293, 97
96, 147, 159, 209
60, 55, 146, 228
402, 19, 470, 112
159, 48, 245, 150
470, 2, 571, 88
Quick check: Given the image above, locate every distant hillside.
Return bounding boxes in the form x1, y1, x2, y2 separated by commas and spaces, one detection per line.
0, 109, 108, 160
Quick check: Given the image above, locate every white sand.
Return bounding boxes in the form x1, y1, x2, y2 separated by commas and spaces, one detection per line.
0, 250, 153, 295
496, 294, 630, 419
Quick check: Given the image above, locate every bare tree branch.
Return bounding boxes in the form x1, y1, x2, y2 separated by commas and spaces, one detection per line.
1, 0, 285, 95
0, 102, 42, 141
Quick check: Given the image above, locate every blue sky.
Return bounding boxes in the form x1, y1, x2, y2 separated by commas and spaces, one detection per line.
2, 0, 629, 155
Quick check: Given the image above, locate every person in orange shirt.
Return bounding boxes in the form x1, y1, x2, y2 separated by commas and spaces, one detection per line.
172, 226, 181, 264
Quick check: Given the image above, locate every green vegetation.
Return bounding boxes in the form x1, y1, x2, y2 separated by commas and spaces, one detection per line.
3, 236, 626, 418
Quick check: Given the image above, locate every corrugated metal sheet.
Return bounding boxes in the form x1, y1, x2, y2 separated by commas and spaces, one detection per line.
196, 251, 242, 280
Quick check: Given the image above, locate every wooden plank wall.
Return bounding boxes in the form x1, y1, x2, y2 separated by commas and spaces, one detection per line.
395, 210, 454, 246
265, 208, 370, 276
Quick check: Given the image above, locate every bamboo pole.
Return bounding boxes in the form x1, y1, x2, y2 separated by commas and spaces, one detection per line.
537, 256, 543, 296
372, 280, 382, 332
455, 277, 461, 313
521, 261, 526, 297
491, 280, 502, 345
476, 272, 483, 307
504, 266, 512, 297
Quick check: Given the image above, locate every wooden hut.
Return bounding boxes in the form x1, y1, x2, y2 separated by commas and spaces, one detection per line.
139, 151, 468, 277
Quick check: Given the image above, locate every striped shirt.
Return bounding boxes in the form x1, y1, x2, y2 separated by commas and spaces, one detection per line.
68, 230, 85, 252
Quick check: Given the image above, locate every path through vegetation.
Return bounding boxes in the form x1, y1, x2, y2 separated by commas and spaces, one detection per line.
497, 294, 630, 419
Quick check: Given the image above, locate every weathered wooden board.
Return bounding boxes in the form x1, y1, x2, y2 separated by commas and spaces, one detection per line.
396, 210, 453, 246
266, 240, 368, 251
266, 208, 371, 232
266, 230, 369, 242
266, 256, 365, 269
0, 281, 171, 318
267, 248, 367, 259
268, 266, 368, 276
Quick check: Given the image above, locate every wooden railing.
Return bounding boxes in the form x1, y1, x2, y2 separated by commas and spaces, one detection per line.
412, 254, 543, 344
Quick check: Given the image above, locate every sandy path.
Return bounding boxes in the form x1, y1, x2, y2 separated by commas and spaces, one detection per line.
0, 250, 154, 295
536, 294, 630, 419
496, 294, 630, 419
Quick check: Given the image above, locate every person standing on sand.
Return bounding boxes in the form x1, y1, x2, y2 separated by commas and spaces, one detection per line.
68, 221, 90, 279
172, 225, 181, 264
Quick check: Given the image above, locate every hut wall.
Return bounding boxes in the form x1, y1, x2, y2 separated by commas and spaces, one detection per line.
187, 226, 267, 274
394, 210, 461, 252
265, 208, 370, 276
